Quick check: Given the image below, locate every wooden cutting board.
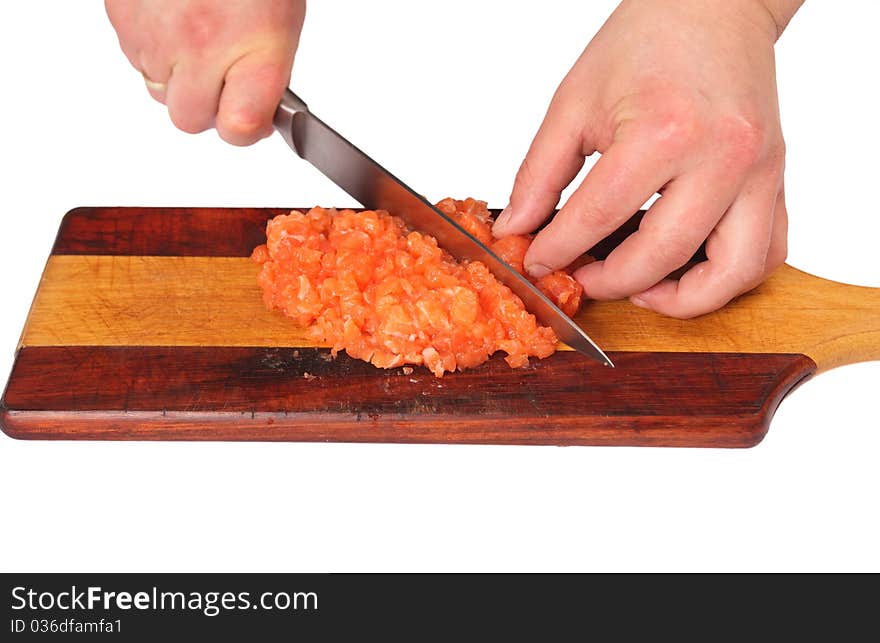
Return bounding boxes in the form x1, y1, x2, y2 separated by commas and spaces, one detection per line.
2, 207, 878, 447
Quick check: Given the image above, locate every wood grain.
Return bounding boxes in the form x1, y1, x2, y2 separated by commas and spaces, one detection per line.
51, 206, 660, 259
22, 256, 306, 348
54, 207, 284, 256
1, 348, 815, 447
21, 256, 880, 372
2, 205, 877, 448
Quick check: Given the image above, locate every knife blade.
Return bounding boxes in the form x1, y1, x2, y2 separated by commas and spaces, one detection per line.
273, 89, 613, 367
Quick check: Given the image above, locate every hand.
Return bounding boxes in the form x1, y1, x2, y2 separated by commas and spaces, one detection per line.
493, 0, 802, 318
105, 0, 306, 145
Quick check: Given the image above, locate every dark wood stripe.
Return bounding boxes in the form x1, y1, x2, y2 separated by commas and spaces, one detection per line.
53, 207, 709, 262
1, 347, 814, 447
53, 207, 285, 256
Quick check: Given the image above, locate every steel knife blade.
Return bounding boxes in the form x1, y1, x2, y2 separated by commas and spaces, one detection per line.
273, 89, 613, 367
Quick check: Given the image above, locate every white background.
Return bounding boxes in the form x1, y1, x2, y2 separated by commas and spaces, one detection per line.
1, 1, 878, 572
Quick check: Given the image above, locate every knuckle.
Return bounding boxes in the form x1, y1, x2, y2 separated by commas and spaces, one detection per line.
510, 157, 561, 214
513, 157, 538, 194
566, 198, 612, 231
176, 4, 220, 52
512, 156, 558, 204
235, 56, 290, 87
716, 114, 771, 168
654, 235, 698, 269
640, 218, 700, 268
642, 100, 706, 151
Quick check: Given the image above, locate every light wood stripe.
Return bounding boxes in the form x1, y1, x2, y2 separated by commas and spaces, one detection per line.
20, 256, 880, 372
23, 256, 311, 348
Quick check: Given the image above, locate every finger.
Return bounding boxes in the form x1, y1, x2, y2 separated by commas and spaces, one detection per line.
522, 137, 673, 277
143, 74, 168, 104
165, 62, 224, 134
573, 169, 740, 300
216, 50, 293, 146
138, 56, 173, 105
492, 93, 586, 237
105, 0, 141, 68
630, 179, 781, 319
763, 188, 788, 276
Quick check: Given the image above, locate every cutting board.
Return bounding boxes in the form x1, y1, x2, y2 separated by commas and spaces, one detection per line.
1, 207, 878, 447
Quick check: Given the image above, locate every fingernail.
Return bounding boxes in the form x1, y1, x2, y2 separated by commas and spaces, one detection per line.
631, 296, 649, 309
492, 206, 514, 234
526, 263, 552, 279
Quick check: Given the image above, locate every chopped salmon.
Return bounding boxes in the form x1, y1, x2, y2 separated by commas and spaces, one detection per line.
440, 198, 586, 318
252, 198, 588, 376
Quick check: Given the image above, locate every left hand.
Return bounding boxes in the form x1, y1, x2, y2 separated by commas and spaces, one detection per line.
493, 0, 794, 318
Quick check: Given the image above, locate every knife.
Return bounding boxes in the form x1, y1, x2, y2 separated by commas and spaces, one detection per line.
273, 89, 613, 367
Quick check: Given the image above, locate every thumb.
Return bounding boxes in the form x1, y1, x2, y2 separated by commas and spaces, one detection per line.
216, 48, 295, 146
492, 93, 588, 237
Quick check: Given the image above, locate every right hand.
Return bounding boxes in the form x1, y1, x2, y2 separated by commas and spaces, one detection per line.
105, 0, 306, 145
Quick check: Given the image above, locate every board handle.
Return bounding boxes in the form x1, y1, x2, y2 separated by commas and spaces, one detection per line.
574, 264, 880, 374
569, 209, 879, 373
780, 268, 880, 372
